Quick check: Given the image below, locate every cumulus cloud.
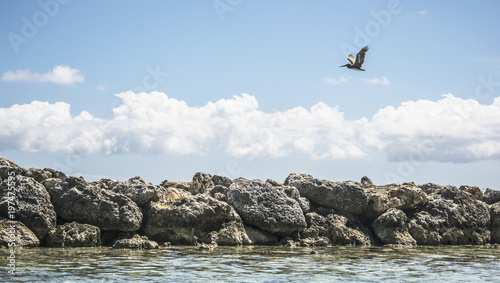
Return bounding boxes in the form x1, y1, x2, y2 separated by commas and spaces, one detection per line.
419, 10, 428, 15
1, 65, 85, 85
365, 77, 390, 86
324, 75, 347, 85
1, 91, 500, 163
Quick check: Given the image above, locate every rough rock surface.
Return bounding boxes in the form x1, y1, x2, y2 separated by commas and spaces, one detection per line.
0, 157, 26, 181
490, 202, 500, 244
364, 182, 428, 220
144, 194, 250, 245
110, 176, 164, 207
484, 188, 500, 205
0, 175, 57, 240
0, 219, 39, 248
112, 234, 159, 249
299, 208, 375, 246
46, 221, 101, 247
226, 178, 307, 235
409, 186, 490, 245
459, 185, 483, 201
191, 172, 214, 194
24, 167, 66, 183
285, 173, 367, 216
212, 175, 232, 187
47, 177, 143, 232
372, 208, 416, 246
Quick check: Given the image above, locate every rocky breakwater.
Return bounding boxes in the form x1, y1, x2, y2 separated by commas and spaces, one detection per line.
1, 156, 499, 249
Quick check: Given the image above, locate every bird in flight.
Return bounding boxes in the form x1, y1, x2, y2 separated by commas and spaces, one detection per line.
340, 46, 369, 71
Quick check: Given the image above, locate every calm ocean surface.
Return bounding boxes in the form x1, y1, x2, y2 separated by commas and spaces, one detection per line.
2, 245, 499, 282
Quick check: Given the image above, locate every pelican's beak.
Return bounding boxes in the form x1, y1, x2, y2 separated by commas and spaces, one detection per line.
339, 64, 348, 68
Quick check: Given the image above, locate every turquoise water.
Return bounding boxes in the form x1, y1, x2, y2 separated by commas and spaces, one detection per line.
2, 245, 499, 282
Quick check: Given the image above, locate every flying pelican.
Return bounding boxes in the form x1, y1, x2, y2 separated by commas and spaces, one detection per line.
340, 46, 369, 71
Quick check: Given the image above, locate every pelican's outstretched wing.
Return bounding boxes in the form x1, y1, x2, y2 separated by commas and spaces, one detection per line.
347, 54, 355, 65
354, 46, 369, 67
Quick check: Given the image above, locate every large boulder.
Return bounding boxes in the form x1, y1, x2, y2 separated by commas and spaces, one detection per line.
109, 176, 164, 207
46, 221, 101, 247
144, 194, 250, 245
0, 175, 57, 241
0, 219, 39, 248
408, 186, 490, 245
47, 177, 143, 232
284, 173, 367, 216
212, 175, 232, 187
299, 208, 375, 246
226, 178, 307, 235
490, 202, 500, 244
484, 188, 500, 205
372, 208, 416, 246
364, 182, 429, 220
0, 157, 26, 181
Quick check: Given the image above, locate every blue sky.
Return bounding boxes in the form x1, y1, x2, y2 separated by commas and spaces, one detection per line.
1, 0, 500, 189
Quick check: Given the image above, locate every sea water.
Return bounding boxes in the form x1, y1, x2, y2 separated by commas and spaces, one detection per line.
1, 245, 499, 282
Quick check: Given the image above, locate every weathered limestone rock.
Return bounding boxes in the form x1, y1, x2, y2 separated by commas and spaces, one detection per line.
212, 175, 232, 187
0, 219, 39, 248
409, 186, 490, 245
459, 185, 483, 201
300, 208, 375, 246
0, 157, 26, 181
208, 185, 229, 202
484, 188, 500, 205
372, 208, 416, 246
144, 194, 250, 245
46, 221, 101, 247
226, 178, 307, 235
24, 167, 66, 183
191, 172, 214, 194
110, 176, 164, 207
364, 182, 429, 220
360, 176, 374, 188
47, 177, 143, 232
0, 175, 57, 240
112, 234, 158, 249
490, 202, 500, 244
284, 173, 367, 216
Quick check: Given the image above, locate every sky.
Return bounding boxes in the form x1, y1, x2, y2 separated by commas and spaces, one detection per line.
1, 0, 500, 189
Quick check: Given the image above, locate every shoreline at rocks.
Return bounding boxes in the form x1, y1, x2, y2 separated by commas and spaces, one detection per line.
1, 156, 499, 250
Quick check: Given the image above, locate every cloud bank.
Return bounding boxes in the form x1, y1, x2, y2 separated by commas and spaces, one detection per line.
1, 65, 85, 85
1, 91, 499, 163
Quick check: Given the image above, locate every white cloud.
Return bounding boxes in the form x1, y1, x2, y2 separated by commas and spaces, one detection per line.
365, 77, 390, 86
419, 10, 428, 15
1, 65, 85, 85
324, 75, 347, 85
1, 92, 500, 163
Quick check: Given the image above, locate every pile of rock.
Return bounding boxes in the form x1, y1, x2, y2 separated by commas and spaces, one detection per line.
1, 156, 499, 249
